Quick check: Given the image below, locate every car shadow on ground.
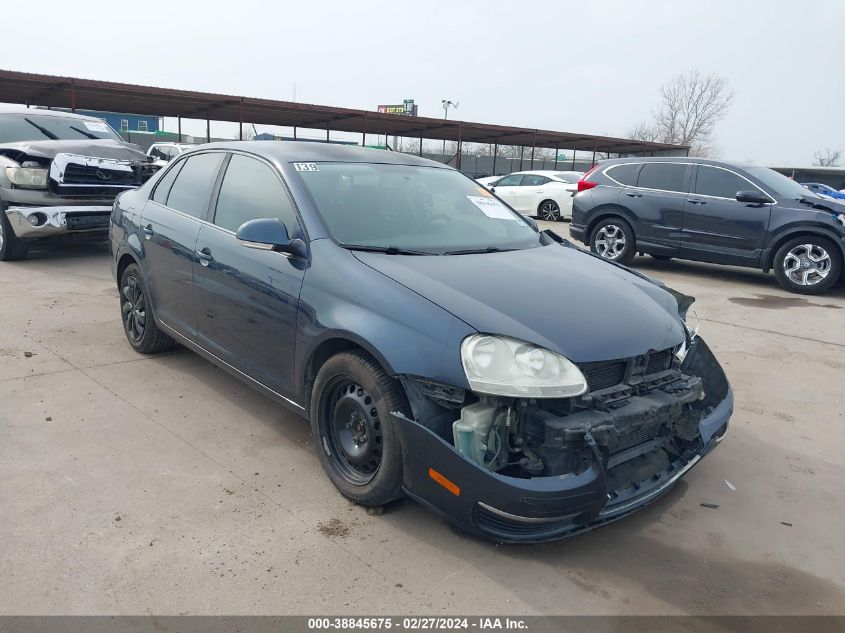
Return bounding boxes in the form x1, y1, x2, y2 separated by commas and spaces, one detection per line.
630, 255, 845, 300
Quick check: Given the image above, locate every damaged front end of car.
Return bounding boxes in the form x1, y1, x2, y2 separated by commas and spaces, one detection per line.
393, 300, 732, 543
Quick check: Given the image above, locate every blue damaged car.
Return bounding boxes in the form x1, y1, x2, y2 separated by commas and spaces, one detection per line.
109, 142, 732, 542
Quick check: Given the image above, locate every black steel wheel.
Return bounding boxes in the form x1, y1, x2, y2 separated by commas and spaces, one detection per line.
119, 263, 174, 354
311, 351, 408, 506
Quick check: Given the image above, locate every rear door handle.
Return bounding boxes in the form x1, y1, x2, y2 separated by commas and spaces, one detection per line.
196, 247, 214, 266
143, 224, 154, 237
625, 192, 643, 198
688, 199, 707, 205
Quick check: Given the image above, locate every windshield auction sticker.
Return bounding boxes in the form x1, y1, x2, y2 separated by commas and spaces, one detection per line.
293, 162, 320, 172
466, 195, 518, 221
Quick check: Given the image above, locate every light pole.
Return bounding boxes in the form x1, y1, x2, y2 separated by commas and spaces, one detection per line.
441, 99, 458, 155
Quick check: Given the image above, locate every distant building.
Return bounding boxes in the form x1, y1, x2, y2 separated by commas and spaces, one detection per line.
53, 108, 160, 135
771, 165, 845, 190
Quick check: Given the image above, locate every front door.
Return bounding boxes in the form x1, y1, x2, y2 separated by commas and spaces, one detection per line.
139, 152, 225, 338
193, 153, 306, 397
680, 164, 773, 266
492, 174, 525, 212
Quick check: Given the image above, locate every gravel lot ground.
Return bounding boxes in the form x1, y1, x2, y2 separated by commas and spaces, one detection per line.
2, 222, 844, 615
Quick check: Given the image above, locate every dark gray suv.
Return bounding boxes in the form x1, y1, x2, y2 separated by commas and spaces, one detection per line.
570, 157, 845, 294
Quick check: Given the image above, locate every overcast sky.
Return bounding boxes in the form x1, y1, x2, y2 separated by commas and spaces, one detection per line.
5, 0, 843, 165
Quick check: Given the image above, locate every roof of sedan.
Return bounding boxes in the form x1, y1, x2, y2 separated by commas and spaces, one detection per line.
192, 141, 451, 168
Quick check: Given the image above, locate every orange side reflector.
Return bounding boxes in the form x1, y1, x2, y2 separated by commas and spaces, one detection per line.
428, 467, 461, 496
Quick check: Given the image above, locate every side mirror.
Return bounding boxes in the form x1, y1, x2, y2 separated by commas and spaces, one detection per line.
236, 218, 307, 258
489, 186, 495, 193
736, 190, 770, 205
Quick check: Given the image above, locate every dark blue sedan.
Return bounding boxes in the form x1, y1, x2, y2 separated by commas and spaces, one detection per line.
110, 142, 732, 542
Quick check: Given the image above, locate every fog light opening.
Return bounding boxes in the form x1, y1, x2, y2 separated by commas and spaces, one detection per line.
27, 212, 47, 227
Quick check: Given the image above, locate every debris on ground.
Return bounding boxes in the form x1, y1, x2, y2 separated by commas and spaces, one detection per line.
318, 518, 349, 538
23, 351, 34, 358
223, 488, 234, 495
725, 480, 737, 491
781, 521, 793, 527
45, 416, 52, 421
700, 502, 720, 509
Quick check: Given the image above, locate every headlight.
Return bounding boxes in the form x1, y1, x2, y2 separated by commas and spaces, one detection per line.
834, 212, 845, 228
5, 166, 48, 189
460, 334, 587, 398
676, 311, 700, 363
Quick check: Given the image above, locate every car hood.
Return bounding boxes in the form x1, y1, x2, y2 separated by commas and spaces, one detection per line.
353, 243, 686, 363
0, 139, 150, 162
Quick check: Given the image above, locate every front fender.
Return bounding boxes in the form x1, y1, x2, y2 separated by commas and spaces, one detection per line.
294, 241, 474, 403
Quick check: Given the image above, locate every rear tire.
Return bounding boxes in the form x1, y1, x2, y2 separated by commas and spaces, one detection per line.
590, 217, 636, 265
311, 351, 408, 507
773, 236, 841, 295
538, 199, 561, 222
119, 263, 175, 353
0, 208, 29, 261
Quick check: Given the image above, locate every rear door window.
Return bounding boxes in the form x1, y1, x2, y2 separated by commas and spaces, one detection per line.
694, 166, 751, 199
605, 163, 640, 186
522, 175, 551, 186
164, 153, 225, 218
636, 163, 688, 193
495, 174, 525, 187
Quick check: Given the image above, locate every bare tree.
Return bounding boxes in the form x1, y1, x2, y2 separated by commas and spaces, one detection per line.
628, 70, 734, 156
812, 148, 841, 167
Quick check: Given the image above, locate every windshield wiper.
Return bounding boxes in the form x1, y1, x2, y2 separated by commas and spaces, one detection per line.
443, 246, 516, 255
24, 118, 59, 140
344, 244, 436, 255
69, 125, 100, 140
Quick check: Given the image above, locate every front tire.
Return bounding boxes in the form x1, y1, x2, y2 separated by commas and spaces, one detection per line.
590, 217, 636, 265
0, 207, 29, 261
311, 351, 408, 507
119, 263, 175, 353
538, 199, 561, 222
773, 236, 841, 295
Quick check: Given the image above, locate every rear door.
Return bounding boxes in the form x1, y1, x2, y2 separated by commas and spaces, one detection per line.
680, 164, 773, 266
193, 153, 306, 397
139, 152, 225, 339
492, 174, 525, 211
621, 162, 690, 257
519, 174, 553, 214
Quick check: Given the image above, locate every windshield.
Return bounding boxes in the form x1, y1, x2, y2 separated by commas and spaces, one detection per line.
0, 113, 123, 143
294, 162, 542, 254
744, 166, 820, 200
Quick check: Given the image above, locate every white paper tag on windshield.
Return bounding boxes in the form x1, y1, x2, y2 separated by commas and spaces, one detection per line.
83, 120, 110, 133
466, 195, 517, 221
293, 162, 319, 172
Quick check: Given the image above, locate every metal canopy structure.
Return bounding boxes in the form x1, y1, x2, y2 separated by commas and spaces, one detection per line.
0, 69, 688, 160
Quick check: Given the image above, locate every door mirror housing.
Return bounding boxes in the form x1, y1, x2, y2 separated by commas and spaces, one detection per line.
236, 218, 307, 258
488, 186, 495, 193
736, 190, 771, 205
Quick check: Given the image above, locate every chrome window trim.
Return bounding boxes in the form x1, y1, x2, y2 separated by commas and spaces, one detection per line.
690, 164, 776, 203
158, 320, 305, 411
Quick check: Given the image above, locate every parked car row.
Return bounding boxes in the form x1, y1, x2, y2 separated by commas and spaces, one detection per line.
476, 170, 583, 221
570, 158, 845, 294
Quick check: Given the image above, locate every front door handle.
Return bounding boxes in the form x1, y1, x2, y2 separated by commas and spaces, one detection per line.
196, 247, 214, 266
688, 199, 707, 205
143, 224, 154, 237
625, 192, 643, 198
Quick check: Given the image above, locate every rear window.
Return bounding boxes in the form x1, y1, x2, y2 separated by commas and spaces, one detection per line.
605, 163, 640, 186
637, 163, 688, 193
